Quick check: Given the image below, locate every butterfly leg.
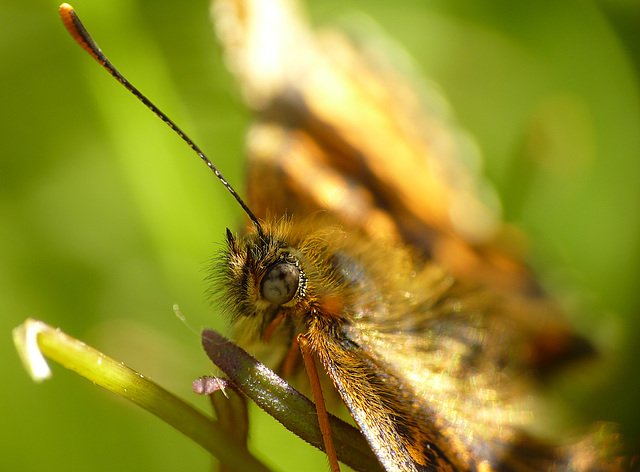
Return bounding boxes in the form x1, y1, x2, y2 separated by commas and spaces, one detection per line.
281, 336, 301, 377
298, 333, 340, 472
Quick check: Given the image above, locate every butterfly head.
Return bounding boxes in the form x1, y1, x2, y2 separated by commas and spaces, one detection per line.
216, 217, 359, 345
217, 219, 311, 340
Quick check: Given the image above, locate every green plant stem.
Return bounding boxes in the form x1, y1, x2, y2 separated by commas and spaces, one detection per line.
13, 318, 271, 472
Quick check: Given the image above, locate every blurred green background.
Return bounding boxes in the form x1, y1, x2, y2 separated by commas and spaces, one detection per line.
2, 0, 639, 470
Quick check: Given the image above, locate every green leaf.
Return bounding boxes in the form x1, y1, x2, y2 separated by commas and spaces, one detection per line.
201, 329, 384, 472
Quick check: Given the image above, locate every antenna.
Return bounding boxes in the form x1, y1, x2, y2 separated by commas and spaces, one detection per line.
59, 3, 264, 236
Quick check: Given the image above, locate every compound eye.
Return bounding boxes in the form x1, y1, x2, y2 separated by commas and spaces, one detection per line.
261, 262, 299, 305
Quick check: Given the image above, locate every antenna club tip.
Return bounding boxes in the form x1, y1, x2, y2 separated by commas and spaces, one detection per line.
59, 4, 77, 37
59, 3, 73, 15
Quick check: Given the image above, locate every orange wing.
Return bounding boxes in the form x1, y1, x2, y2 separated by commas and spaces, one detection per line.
213, 0, 589, 374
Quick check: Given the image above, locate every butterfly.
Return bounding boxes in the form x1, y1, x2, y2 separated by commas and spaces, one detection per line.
209, 1, 626, 471
59, 0, 627, 471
